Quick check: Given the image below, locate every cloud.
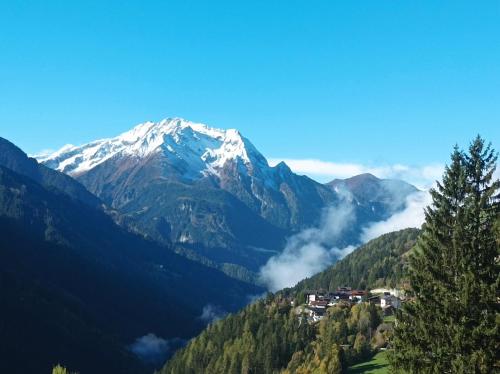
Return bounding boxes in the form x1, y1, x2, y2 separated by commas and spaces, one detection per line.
129, 334, 186, 364
31, 144, 76, 161
198, 304, 227, 324
258, 189, 433, 292
258, 197, 357, 292
268, 158, 444, 189
361, 190, 431, 242
29, 149, 56, 159
246, 293, 267, 304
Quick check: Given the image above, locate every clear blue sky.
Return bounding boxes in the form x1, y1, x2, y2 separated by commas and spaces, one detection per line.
1, 0, 499, 168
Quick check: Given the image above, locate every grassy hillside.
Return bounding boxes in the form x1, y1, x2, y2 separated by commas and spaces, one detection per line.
348, 351, 389, 374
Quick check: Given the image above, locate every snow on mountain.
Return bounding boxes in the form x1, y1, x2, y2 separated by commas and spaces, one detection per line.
35, 117, 421, 271
38, 118, 269, 180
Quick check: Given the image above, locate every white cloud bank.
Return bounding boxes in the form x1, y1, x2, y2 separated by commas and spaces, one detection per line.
268, 158, 443, 189
361, 190, 431, 242
259, 189, 432, 292
198, 304, 227, 324
259, 197, 357, 292
29, 149, 56, 159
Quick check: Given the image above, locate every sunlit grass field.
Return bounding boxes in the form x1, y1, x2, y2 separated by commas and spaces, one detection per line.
348, 351, 389, 374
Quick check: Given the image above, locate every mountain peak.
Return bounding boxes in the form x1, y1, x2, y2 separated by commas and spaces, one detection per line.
349, 172, 379, 181
119, 118, 226, 143
329, 173, 379, 186
38, 117, 264, 179
327, 172, 418, 214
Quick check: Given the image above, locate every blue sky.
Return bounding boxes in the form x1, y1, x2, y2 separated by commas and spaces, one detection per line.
1, 1, 499, 184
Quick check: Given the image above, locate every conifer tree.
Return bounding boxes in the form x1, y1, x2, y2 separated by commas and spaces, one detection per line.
390, 137, 499, 373
52, 365, 69, 374
52, 364, 78, 374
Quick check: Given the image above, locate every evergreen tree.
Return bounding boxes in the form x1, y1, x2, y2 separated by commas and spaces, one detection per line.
52, 365, 68, 374
52, 364, 77, 374
390, 137, 499, 373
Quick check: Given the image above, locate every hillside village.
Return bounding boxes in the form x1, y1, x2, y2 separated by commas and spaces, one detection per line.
294, 286, 404, 323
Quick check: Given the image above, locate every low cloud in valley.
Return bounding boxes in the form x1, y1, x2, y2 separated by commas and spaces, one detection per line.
199, 304, 227, 324
129, 334, 186, 364
259, 189, 432, 291
259, 197, 357, 292
361, 190, 431, 242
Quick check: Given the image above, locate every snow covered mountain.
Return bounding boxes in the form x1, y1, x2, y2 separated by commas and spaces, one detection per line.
39, 118, 271, 181
39, 118, 417, 271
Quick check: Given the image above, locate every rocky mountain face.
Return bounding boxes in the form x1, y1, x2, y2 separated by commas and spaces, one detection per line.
0, 145, 262, 373
39, 118, 418, 271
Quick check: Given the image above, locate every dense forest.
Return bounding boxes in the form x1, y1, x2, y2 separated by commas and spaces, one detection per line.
160, 228, 413, 374
161, 297, 384, 374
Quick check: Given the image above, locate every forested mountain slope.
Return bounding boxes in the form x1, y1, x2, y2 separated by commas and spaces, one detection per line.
160, 229, 420, 373
290, 228, 420, 294
0, 163, 261, 373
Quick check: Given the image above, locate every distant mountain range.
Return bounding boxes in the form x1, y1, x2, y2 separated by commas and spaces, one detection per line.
38, 118, 419, 272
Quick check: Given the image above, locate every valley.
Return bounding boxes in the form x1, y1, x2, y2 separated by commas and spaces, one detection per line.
2, 3, 498, 373
0, 124, 497, 374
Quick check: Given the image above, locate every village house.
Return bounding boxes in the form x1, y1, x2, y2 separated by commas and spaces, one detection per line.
299, 286, 403, 324
349, 290, 368, 303
305, 287, 367, 308
381, 294, 401, 309
368, 289, 404, 312
300, 286, 404, 323
309, 300, 328, 309
303, 306, 326, 322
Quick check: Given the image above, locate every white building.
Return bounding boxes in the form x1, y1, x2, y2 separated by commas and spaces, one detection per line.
308, 294, 317, 303
381, 295, 401, 309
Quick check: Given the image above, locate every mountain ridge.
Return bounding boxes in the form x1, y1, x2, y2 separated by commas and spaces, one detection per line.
37, 119, 420, 272
0, 142, 263, 373
0, 137, 101, 207
37, 119, 341, 269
